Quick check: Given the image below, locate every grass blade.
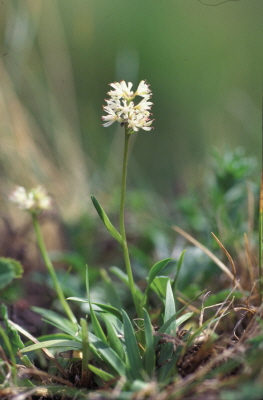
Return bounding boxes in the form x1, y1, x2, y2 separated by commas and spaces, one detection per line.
164, 281, 176, 335
88, 364, 115, 382
122, 310, 144, 380
143, 308, 155, 377
102, 314, 125, 361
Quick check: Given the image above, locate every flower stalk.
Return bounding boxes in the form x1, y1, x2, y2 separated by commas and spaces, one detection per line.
32, 214, 77, 324
101, 79, 154, 317
9, 185, 76, 324
119, 129, 141, 317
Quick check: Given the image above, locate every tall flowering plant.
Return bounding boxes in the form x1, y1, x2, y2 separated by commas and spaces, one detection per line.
93, 80, 154, 318
10, 80, 188, 389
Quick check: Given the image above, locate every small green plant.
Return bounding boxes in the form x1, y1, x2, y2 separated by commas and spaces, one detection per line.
2, 80, 262, 400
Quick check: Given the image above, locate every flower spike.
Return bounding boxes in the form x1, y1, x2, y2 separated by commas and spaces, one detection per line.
102, 80, 154, 133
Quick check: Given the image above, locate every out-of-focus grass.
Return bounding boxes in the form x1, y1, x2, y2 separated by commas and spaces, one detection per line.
0, 0, 261, 220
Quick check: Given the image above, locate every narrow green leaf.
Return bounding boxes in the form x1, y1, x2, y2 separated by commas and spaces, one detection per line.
101, 313, 124, 336
21, 339, 82, 353
91, 336, 126, 376
148, 259, 172, 288
122, 310, 144, 380
143, 308, 155, 377
86, 265, 107, 344
90, 306, 107, 345
88, 364, 115, 382
67, 298, 123, 321
102, 315, 125, 361
157, 282, 178, 380
67, 296, 89, 303
164, 281, 176, 335
171, 250, 186, 293
91, 196, 123, 245
92, 303, 123, 321
86, 265, 90, 300
141, 258, 172, 307
32, 307, 79, 337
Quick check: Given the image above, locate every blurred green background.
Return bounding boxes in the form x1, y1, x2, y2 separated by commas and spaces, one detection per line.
0, 0, 262, 219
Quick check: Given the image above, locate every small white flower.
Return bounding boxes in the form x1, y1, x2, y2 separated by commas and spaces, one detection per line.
134, 80, 151, 98
102, 80, 154, 133
134, 98, 153, 113
127, 113, 154, 132
108, 81, 134, 100
9, 185, 52, 213
102, 107, 123, 127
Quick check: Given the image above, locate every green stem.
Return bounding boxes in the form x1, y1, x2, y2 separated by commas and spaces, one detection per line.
0, 325, 17, 384
119, 129, 141, 318
32, 214, 77, 324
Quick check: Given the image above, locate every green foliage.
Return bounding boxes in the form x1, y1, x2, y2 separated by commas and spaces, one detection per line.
3, 143, 261, 399
0, 257, 23, 290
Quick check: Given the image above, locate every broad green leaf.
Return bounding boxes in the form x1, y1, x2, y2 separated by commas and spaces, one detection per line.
141, 258, 172, 307
0, 257, 23, 290
102, 315, 125, 361
91, 196, 123, 245
164, 281, 176, 335
110, 267, 143, 301
122, 310, 144, 380
143, 308, 155, 377
88, 364, 115, 382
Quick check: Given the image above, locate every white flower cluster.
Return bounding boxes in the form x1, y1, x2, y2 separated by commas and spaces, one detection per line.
9, 186, 52, 213
102, 80, 154, 132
